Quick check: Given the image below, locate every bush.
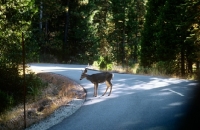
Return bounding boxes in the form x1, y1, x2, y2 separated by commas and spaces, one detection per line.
0, 65, 47, 113
0, 66, 22, 99
136, 61, 177, 76
0, 90, 14, 113
136, 66, 151, 74
93, 56, 113, 70
26, 72, 47, 100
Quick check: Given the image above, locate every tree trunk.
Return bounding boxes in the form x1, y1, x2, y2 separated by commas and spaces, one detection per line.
181, 48, 185, 76
63, 0, 70, 61
187, 60, 193, 73
40, 2, 43, 31
196, 61, 199, 71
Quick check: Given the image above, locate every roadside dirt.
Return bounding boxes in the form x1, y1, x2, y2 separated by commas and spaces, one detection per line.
0, 72, 86, 130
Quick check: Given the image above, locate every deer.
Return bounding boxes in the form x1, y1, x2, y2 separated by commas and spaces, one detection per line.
80, 68, 113, 97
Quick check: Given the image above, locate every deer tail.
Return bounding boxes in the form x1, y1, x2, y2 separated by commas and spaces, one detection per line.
112, 73, 114, 80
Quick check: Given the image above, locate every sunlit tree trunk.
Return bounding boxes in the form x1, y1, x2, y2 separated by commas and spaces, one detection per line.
40, 2, 43, 31
63, 0, 69, 61
181, 48, 185, 76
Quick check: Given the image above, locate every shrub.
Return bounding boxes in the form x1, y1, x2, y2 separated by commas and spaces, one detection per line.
26, 72, 47, 100
136, 61, 178, 76
0, 90, 14, 113
93, 56, 113, 70
0, 65, 47, 113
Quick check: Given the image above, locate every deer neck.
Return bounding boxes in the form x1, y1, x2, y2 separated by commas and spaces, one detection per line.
86, 74, 94, 83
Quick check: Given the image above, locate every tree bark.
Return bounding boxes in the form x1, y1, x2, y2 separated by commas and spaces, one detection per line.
181, 48, 185, 76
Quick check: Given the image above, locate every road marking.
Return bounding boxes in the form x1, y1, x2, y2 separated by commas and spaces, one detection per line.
167, 89, 184, 96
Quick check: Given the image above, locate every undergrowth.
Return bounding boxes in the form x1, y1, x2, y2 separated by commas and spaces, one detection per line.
92, 61, 197, 80
0, 69, 47, 114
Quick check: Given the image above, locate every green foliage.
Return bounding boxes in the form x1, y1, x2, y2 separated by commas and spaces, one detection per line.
0, 66, 47, 113
0, 0, 39, 64
98, 56, 107, 69
33, 0, 146, 65
26, 73, 47, 100
140, 0, 200, 76
0, 90, 14, 113
0, 65, 21, 96
136, 66, 151, 74
93, 56, 113, 70
154, 61, 178, 75
25, 32, 40, 62
110, 0, 145, 65
0, 64, 20, 112
106, 63, 113, 71
136, 61, 178, 76
140, 0, 165, 67
0, 0, 43, 113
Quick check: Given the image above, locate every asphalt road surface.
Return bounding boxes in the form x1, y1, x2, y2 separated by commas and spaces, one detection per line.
29, 63, 199, 130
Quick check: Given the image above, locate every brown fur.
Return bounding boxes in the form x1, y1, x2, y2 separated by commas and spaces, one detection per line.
80, 68, 113, 97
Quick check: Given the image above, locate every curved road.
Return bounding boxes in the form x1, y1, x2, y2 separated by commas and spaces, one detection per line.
30, 63, 198, 130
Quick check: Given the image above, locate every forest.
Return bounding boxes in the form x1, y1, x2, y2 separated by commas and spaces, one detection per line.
0, 0, 200, 112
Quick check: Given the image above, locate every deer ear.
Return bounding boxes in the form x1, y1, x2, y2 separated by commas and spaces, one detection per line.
84, 68, 88, 73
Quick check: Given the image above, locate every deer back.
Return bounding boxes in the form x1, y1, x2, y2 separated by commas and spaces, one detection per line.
87, 72, 112, 83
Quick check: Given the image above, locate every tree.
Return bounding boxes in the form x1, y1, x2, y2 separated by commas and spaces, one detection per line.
180, 0, 200, 74
140, 0, 199, 75
111, 0, 145, 65
155, 0, 186, 74
126, 0, 145, 63
140, 0, 166, 67
0, 0, 38, 112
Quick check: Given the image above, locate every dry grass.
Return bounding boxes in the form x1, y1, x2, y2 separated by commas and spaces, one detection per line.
0, 72, 86, 130
111, 64, 139, 74
91, 63, 197, 80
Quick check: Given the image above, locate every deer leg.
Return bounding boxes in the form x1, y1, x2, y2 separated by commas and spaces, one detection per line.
93, 84, 96, 97
102, 81, 109, 96
108, 82, 112, 96
94, 83, 98, 97
102, 86, 109, 96
96, 83, 98, 97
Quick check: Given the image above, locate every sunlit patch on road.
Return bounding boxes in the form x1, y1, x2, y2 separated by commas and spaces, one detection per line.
169, 102, 184, 106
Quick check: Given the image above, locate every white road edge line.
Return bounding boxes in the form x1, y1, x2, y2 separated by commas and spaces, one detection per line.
167, 89, 184, 96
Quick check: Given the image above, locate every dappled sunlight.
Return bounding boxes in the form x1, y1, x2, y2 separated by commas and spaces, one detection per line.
150, 91, 172, 96
84, 97, 107, 106
169, 102, 184, 106
80, 74, 197, 106
83, 83, 126, 106
84, 94, 118, 106
188, 82, 197, 86
113, 76, 197, 92
114, 77, 170, 91
161, 102, 185, 110
136, 81, 169, 90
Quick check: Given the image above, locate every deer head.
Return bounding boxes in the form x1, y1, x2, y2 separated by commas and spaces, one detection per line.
80, 68, 88, 80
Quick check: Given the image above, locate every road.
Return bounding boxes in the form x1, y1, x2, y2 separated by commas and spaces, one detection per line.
29, 63, 198, 130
